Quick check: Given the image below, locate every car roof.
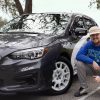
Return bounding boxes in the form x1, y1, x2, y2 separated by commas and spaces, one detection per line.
72, 13, 93, 19
21, 12, 92, 19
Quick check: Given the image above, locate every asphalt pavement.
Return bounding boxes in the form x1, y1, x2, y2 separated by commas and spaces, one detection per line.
0, 75, 100, 100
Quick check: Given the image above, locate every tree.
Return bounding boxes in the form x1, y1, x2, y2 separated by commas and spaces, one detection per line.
0, 17, 7, 28
90, 0, 100, 9
0, 0, 32, 17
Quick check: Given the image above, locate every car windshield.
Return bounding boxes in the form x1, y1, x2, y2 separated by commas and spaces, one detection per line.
0, 13, 72, 35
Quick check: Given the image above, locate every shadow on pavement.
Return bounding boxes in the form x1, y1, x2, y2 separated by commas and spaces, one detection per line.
0, 75, 79, 100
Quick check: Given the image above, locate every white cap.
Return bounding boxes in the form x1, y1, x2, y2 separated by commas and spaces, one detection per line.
89, 26, 100, 35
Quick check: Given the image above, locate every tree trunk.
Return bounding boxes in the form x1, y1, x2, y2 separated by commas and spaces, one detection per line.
14, 0, 32, 15
14, 0, 23, 15
24, 0, 32, 14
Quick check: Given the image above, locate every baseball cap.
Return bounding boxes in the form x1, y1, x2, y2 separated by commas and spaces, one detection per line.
89, 26, 100, 35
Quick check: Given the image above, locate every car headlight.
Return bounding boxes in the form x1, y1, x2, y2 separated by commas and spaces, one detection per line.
10, 47, 48, 60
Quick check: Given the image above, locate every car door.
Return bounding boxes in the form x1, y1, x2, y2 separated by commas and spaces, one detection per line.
65, 16, 86, 56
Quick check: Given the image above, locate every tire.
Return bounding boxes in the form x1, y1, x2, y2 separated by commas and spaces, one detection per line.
50, 56, 73, 95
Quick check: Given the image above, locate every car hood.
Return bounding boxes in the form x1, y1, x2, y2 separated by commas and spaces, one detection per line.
0, 33, 55, 50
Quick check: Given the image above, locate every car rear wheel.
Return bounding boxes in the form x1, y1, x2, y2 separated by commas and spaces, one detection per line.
50, 57, 73, 95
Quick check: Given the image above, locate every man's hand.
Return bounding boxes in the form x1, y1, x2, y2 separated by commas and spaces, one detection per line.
93, 76, 100, 83
92, 61, 100, 70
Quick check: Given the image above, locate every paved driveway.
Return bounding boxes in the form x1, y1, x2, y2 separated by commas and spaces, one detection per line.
0, 76, 100, 100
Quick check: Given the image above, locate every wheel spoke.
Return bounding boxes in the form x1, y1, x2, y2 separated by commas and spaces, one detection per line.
55, 63, 60, 69
64, 72, 70, 75
52, 77, 56, 82
53, 82, 58, 88
59, 62, 63, 69
62, 80, 67, 86
58, 83, 61, 89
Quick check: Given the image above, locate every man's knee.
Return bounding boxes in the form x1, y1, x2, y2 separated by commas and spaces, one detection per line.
76, 61, 86, 68
76, 60, 84, 65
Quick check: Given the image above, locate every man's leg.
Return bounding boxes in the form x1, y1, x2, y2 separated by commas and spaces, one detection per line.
74, 61, 94, 97
76, 61, 88, 88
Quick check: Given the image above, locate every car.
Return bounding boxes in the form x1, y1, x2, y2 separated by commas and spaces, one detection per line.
0, 13, 98, 95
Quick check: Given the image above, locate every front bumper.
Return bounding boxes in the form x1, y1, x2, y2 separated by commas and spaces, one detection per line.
0, 57, 49, 94
0, 44, 61, 95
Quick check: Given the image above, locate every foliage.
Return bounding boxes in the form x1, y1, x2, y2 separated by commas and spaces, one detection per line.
0, 17, 7, 28
0, 0, 32, 17
90, 0, 100, 9
0, 0, 18, 17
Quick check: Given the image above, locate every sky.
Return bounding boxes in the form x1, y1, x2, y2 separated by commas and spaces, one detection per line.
32, 0, 100, 26
0, 0, 100, 26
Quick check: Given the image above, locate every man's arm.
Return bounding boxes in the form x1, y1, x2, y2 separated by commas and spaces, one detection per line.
76, 41, 93, 64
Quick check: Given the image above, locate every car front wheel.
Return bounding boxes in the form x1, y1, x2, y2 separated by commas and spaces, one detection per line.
50, 57, 73, 95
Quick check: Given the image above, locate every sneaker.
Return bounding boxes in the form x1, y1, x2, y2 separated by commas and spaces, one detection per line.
74, 87, 88, 97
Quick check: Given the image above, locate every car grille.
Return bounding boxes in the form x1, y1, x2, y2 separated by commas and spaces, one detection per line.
15, 71, 39, 86
0, 79, 4, 87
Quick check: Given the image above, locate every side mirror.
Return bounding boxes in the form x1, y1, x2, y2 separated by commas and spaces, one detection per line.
74, 28, 87, 36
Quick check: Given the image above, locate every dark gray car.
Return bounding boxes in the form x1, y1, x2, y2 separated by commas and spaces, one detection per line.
0, 13, 97, 95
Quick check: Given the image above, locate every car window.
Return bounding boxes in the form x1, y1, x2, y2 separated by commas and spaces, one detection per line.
73, 17, 84, 28
0, 13, 72, 36
84, 18, 97, 30
69, 17, 85, 39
